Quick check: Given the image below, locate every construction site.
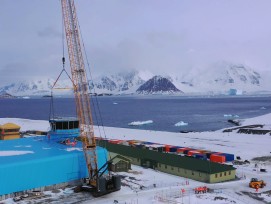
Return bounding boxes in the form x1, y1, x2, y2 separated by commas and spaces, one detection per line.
1, 0, 271, 203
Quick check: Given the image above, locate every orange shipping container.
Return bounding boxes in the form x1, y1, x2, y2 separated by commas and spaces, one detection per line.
164, 145, 173, 152
177, 147, 189, 153
187, 150, 201, 156
210, 154, 225, 163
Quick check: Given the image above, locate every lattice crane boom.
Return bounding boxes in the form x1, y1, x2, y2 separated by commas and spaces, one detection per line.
61, 0, 98, 186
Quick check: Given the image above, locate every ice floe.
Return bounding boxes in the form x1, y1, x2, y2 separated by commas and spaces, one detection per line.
128, 120, 153, 126
174, 121, 188, 126
224, 114, 239, 118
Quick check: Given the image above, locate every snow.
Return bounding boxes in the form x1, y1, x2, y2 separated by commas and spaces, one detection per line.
0, 150, 34, 156
174, 121, 188, 126
1, 113, 271, 203
0, 118, 50, 132
128, 120, 153, 126
66, 147, 82, 152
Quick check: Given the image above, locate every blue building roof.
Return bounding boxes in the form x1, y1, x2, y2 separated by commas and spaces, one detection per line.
0, 137, 108, 196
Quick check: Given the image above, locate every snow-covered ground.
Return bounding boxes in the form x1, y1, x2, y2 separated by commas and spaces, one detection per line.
1, 113, 271, 204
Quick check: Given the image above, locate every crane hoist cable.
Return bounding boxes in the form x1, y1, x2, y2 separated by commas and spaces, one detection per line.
49, 12, 75, 120
77, 18, 108, 143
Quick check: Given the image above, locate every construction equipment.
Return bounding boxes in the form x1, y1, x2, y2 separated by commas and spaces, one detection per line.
249, 178, 266, 189
194, 186, 209, 194
60, 0, 121, 196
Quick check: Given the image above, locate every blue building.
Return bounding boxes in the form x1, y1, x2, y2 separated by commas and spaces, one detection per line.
0, 118, 108, 198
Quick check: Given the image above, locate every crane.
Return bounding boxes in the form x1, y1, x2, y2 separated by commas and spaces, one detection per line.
61, 0, 120, 195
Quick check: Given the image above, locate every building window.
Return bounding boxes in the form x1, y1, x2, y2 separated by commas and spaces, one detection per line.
159, 163, 161, 167
220, 173, 222, 177
192, 171, 194, 175
224, 172, 227, 176
229, 171, 231, 175
165, 165, 167, 169
171, 167, 174, 171
215, 174, 218, 178
137, 158, 139, 162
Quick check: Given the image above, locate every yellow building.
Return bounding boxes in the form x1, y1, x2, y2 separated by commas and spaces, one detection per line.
0, 123, 21, 140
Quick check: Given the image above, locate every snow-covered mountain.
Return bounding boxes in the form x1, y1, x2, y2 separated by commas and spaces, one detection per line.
0, 78, 73, 96
90, 71, 147, 94
0, 63, 270, 96
136, 76, 182, 94
172, 62, 271, 95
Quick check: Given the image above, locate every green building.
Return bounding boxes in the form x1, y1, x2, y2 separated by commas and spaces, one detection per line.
98, 140, 236, 183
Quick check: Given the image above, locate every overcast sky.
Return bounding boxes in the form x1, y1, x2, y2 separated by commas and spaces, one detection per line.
1, 0, 271, 86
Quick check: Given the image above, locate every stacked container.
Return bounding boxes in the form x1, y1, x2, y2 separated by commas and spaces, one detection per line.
194, 154, 207, 160
187, 150, 201, 156
217, 153, 234, 162
210, 154, 226, 163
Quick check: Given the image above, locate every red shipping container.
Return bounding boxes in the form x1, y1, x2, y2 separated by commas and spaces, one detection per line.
109, 139, 123, 144
210, 154, 225, 163
164, 145, 171, 152
177, 147, 189, 153
187, 150, 201, 156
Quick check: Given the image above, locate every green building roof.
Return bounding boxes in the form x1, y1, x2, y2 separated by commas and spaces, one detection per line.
98, 141, 235, 174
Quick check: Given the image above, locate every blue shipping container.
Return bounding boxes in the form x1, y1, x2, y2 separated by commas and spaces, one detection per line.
218, 153, 234, 162
194, 154, 207, 160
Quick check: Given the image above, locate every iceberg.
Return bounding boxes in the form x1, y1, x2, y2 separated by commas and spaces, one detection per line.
224, 114, 239, 118
113, 102, 118, 105
175, 121, 188, 126
128, 120, 153, 126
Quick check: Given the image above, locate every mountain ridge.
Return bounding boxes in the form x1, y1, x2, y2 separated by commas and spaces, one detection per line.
1, 64, 270, 96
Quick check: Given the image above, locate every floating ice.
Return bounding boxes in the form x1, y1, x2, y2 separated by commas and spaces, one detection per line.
260, 107, 267, 110
0, 150, 34, 156
128, 120, 153, 126
113, 102, 118, 105
224, 114, 239, 118
175, 121, 188, 126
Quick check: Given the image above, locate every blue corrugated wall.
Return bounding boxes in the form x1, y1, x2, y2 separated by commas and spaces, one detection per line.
0, 137, 108, 196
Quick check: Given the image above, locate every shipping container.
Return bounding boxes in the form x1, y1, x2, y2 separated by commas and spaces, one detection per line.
169, 146, 178, 152
217, 153, 234, 162
164, 145, 174, 152
109, 139, 123, 144
210, 154, 225, 163
206, 152, 219, 159
183, 148, 194, 155
187, 150, 201, 156
194, 154, 207, 160
177, 147, 189, 153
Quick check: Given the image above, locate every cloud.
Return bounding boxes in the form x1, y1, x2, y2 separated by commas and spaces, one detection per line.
1, 0, 271, 86
37, 27, 62, 38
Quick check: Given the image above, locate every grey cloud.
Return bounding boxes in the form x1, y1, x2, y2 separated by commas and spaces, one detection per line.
37, 27, 62, 38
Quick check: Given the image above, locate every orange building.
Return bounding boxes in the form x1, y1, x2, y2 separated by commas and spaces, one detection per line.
0, 123, 21, 140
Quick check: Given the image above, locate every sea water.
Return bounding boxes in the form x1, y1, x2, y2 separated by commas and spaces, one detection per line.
0, 95, 271, 132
